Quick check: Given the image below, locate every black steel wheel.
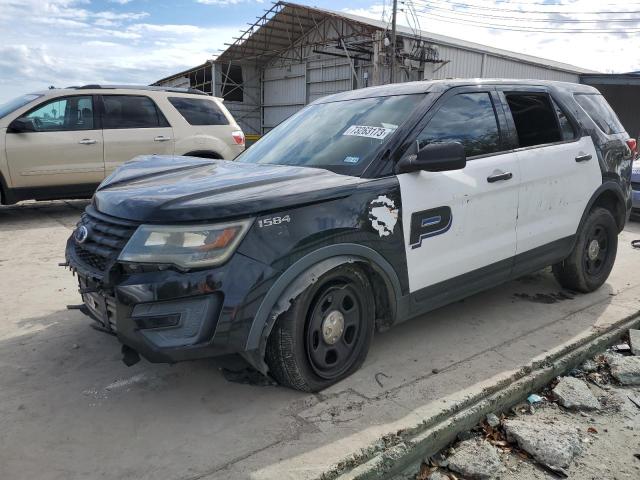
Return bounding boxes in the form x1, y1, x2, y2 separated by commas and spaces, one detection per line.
266, 265, 374, 392
582, 222, 609, 277
553, 207, 618, 293
305, 283, 364, 380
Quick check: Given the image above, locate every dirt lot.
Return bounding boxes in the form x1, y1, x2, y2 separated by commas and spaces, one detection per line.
1, 201, 640, 480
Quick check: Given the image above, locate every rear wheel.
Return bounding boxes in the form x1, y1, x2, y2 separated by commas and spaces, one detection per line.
553, 207, 618, 293
265, 265, 374, 392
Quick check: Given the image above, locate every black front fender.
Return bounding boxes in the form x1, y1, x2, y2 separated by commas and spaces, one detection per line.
242, 243, 405, 373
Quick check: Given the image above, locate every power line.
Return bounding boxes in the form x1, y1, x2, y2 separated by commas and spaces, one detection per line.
409, 0, 640, 15
451, 0, 640, 6
400, 8, 640, 33
405, 1, 640, 23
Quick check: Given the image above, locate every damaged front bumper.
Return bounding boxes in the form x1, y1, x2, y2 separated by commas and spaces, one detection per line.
65, 237, 277, 364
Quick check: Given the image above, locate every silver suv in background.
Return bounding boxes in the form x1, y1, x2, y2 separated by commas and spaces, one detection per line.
0, 85, 244, 205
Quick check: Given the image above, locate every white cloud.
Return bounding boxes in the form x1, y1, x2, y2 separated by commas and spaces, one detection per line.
196, 0, 263, 5
344, 0, 640, 73
0, 0, 241, 102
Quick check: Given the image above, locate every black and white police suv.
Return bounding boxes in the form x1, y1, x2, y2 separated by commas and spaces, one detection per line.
66, 79, 634, 391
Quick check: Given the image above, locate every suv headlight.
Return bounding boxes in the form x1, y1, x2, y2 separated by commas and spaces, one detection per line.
118, 219, 253, 269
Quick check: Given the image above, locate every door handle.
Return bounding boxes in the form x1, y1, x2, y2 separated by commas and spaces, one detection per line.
154, 136, 171, 142
78, 139, 97, 145
487, 171, 513, 183
575, 154, 592, 163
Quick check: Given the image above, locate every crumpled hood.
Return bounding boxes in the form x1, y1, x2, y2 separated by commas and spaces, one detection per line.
94, 155, 364, 222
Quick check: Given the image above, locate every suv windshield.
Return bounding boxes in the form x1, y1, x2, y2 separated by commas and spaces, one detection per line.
0, 94, 42, 120
237, 94, 427, 175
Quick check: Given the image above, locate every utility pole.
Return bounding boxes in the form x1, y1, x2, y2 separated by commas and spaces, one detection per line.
390, 0, 398, 83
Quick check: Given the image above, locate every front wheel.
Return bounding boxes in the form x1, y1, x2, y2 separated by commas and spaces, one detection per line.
553, 207, 618, 293
265, 265, 374, 392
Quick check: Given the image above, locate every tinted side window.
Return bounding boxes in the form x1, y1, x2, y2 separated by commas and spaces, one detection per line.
24, 96, 94, 132
506, 93, 561, 147
416, 92, 501, 158
168, 97, 229, 125
102, 95, 168, 129
574, 93, 624, 135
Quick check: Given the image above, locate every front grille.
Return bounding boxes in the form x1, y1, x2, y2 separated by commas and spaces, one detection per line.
73, 206, 139, 273
80, 277, 118, 331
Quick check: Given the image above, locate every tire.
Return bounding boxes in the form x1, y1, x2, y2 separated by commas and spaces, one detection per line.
265, 265, 375, 392
552, 207, 618, 293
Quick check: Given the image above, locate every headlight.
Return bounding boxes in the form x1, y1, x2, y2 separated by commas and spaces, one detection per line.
118, 219, 253, 269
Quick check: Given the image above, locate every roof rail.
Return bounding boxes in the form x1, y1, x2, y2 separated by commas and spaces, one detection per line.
69, 85, 208, 95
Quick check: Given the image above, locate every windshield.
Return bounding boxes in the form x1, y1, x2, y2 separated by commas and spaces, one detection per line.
0, 94, 42, 120
237, 94, 427, 175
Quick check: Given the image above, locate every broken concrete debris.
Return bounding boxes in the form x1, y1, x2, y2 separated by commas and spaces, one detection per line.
447, 439, 505, 480
580, 359, 598, 373
607, 355, 640, 385
552, 377, 600, 410
413, 342, 640, 480
427, 471, 449, 480
486, 413, 500, 428
503, 418, 582, 469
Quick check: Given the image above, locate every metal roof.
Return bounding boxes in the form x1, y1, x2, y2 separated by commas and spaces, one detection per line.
151, 60, 214, 86
216, 1, 596, 75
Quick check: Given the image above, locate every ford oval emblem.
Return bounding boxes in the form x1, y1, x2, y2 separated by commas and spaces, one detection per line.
75, 225, 90, 244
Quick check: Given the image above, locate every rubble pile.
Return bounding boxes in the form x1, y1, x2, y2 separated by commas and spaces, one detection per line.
415, 329, 640, 480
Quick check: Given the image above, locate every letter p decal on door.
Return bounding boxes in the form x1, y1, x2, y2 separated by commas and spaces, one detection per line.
409, 206, 452, 249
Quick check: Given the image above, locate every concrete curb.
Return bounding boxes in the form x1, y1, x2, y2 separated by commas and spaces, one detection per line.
325, 310, 640, 480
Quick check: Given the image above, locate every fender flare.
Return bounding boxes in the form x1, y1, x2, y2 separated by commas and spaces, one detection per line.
577, 181, 628, 236
242, 244, 404, 370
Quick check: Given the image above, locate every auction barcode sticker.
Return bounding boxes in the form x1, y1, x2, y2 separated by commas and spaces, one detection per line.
343, 125, 394, 140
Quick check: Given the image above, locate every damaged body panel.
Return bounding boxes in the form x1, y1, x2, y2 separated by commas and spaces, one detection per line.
66, 79, 633, 391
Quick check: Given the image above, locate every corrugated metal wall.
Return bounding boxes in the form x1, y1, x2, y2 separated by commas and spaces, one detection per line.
425, 44, 579, 82
307, 58, 354, 103
262, 63, 307, 133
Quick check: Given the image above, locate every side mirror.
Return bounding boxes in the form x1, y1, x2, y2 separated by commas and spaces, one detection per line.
396, 142, 466, 174
8, 117, 36, 133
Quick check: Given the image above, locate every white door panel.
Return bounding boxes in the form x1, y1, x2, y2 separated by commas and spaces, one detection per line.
399, 153, 520, 293
515, 136, 601, 254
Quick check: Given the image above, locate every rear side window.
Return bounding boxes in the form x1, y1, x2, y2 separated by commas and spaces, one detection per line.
168, 97, 229, 126
102, 95, 169, 129
574, 93, 624, 135
416, 92, 501, 158
552, 98, 577, 141
505, 93, 564, 148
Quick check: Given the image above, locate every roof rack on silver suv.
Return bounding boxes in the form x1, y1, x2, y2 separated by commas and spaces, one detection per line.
66, 84, 208, 96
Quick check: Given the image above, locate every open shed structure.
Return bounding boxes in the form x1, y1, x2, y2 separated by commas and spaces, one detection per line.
153, 1, 594, 137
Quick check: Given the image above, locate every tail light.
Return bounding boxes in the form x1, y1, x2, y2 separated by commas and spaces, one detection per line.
232, 130, 245, 146
626, 138, 637, 158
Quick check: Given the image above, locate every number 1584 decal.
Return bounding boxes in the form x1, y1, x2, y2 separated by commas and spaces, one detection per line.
258, 215, 291, 228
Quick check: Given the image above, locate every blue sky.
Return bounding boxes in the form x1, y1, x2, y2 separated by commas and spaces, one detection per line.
0, 0, 636, 103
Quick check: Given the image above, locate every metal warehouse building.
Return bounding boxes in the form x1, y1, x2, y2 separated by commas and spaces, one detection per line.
153, 1, 594, 137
